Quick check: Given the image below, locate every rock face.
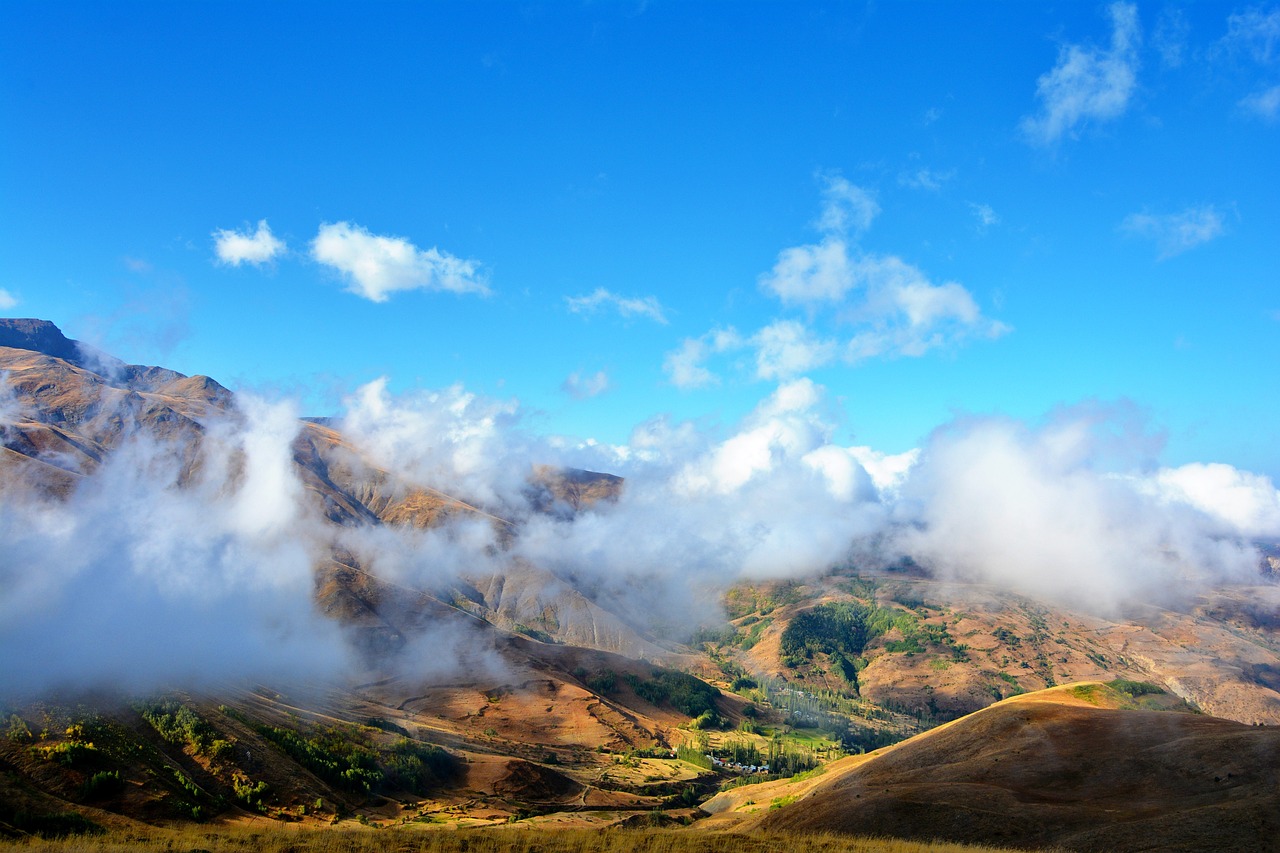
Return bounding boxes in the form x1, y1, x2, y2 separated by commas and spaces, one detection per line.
0, 318, 82, 363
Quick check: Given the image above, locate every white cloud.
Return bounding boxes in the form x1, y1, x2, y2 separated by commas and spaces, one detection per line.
0, 289, 17, 310
311, 221, 489, 302
759, 236, 859, 305
847, 446, 920, 495
1120, 205, 1226, 258
565, 287, 668, 323
1149, 463, 1280, 538
1241, 84, 1280, 120
213, 219, 286, 266
893, 408, 1262, 610
757, 176, 1007, 369
562, 369, 611, 399
752, 320, 837, 380
1021, 2, 1141, 146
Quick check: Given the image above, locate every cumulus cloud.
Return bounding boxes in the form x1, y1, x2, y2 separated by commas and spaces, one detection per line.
1120, 205, 1226, 258
562, 369, 611, 399
566, 288, 668, 324
213, 219, 286, 266
0, 289, 17, 310
752, 319, 838, 380
760, 236, 860, 305
311, 221, 489, 302
1241, 84, 1280, 120
1149, 463, 1280, 538
891, 406, 1265, 610
703, 176, 1008, 380
1021, 2, 1141, 146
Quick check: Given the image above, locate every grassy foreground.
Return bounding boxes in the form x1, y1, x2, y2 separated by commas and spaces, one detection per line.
0, 826, 1038, 853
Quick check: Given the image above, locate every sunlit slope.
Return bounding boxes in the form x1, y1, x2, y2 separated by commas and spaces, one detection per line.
748, 682, 1280, 852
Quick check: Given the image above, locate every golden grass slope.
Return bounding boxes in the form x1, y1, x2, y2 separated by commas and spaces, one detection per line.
0, 825, 1037, 853
744, 682, 1280, 852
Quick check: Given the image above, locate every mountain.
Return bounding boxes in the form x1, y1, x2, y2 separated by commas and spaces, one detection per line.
3, 318, 1280, 848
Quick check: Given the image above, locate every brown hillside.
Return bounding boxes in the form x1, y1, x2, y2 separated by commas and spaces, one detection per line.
754, 683, 1280, 852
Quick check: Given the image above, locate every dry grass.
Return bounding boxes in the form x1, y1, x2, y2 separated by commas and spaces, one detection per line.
0, 825, 1040, 853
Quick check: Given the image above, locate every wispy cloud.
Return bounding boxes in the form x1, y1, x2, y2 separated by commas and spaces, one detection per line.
897, 167, 954, 191
842, 255, 1010, 361
311, 222, 488, 302
814, 174, 879, 235
0, 289, 17, 311
1021, 2, 1141, 146
213, 219, 286, 266
969, 202, 1000, 232
1152, 7, 1189, 68
1120, 205, 1226, 259
1220, 6, 1280, 64
562, 369, 611, 399
663, 328, 741, 390
565, 287, 668, 324
1240, 84, 1280, 120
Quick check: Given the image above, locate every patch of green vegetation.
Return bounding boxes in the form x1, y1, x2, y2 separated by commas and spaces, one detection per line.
363, 717, 410, 737
35, 739, 99, 767
674, 744, 712, 770
81, 770, 123, 800
991, 627, 1021, 648
723, 580, 806, 619
625, 668, 721, 724
769, 794, 798, 810
1108, 679, 1165, 698
585, 670, 618, 695
779, 601, 937, 689
0, 809, 103, 838
6, 712, 33, 743
220, 708, 458, 797
787, 764, 828, 783
512, 623, 557, 643
137, 697, 230, 760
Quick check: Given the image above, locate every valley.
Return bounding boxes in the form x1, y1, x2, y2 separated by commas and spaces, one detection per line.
2, 318, 1279, 852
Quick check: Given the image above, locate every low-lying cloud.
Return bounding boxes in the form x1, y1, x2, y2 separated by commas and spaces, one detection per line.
3, 363, 1277, 695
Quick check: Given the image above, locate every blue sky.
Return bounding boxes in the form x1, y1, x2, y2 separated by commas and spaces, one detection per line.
2, 1, 1278, 477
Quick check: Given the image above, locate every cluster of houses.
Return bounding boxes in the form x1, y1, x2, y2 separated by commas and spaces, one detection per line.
671, 749, 770, 774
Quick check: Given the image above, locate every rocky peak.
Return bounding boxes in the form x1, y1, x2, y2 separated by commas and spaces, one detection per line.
0, 318, 82, 363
